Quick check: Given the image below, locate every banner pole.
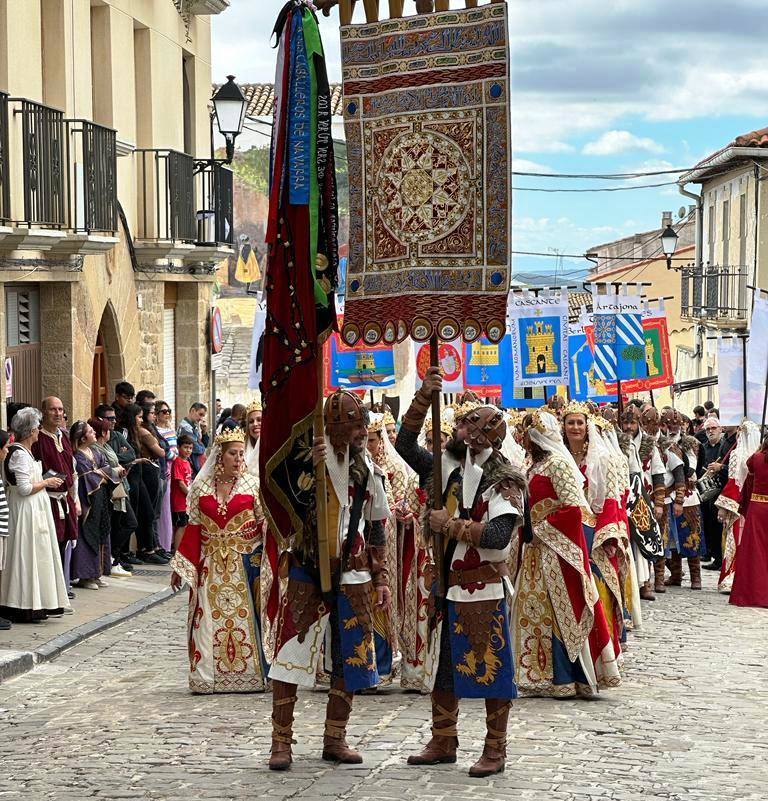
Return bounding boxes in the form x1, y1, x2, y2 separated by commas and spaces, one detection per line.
742, 336, 748, 419
429, 333, 445, 600
314, 357, 332, 595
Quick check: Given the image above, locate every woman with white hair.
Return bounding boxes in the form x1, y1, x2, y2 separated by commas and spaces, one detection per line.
0, 407, 70, 622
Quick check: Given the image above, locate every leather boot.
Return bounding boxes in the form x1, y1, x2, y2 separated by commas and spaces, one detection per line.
639, 580, 656, 601
653, 558, 667, 594
665, 552, 683, 586
268, 680, 297, 771
469, 699, 510, 778
322, 680, 363, 763
688, 556, 702, 590
407, 689, 459, 765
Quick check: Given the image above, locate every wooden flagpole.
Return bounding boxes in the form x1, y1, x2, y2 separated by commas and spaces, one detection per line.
429, 333, 445, 599
314, 358, 332, 594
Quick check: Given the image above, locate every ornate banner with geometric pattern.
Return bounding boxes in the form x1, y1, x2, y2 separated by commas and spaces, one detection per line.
339, 3, 511, 347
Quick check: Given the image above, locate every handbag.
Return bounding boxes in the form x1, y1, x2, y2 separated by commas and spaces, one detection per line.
697, 439, 737, 503
697, 471, 721, 503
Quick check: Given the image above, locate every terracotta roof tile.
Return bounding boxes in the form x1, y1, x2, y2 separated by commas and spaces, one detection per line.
731, 126, 768, 148
227, 83, 345, 119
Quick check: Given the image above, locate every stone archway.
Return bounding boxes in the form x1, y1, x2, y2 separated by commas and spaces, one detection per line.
90, 300, 125, 411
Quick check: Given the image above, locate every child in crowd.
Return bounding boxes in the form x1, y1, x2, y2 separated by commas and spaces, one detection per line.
171, 434, 194, 553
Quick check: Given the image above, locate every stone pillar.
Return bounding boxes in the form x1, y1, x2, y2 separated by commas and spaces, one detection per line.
134, 280, 165, 392
40, 283, 76, 417
175, 280, 212, 418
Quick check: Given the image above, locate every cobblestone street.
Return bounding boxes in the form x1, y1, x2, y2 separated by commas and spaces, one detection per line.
1, 572, 767, 801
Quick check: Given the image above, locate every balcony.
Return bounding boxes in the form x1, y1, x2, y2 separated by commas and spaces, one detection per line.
134, 148, 234, 266
680, 263, 748, 328
0, 97, 118, 254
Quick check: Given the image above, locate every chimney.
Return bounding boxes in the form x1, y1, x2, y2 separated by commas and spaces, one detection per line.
661, 211, 673, 228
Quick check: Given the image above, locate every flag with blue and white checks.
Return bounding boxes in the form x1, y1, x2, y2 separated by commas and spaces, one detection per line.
593, 313, 617, 383
614, 302, 648, 382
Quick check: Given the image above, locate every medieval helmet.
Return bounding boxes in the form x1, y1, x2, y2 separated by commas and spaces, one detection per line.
460, 405, 507, 450
621, 405, 641, 427
641, 405, 660, 434
324, 390, 367, 450
660, 408, 682, 430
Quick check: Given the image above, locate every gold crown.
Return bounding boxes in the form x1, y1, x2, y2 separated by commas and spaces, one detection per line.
246, 399, 263, 415
424, 418, 454, 437
453, 400, 482, 420
522, 410, 546, 434
562, 401, 591, 419
382, 409, 396, 427
368, 415, 384, 433
215, 427, 246, 447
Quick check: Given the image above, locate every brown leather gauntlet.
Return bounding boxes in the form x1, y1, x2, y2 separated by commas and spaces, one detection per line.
652, 483, 666, 507
367, 545, 389, 588
401, 389, 432, 433
444, 518, 484, 547
674, 483, 687, 505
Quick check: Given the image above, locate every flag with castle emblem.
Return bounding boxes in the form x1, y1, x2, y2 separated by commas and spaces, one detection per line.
612, 302, 672, 393
507, 291, 569, 387
463, 335, 513, 398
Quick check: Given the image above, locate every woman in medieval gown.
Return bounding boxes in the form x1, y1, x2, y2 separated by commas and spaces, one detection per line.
170, 427, 268, 693
514, 409, 620, 698
70, 420, 123, 587
562, 406, 627, 661
716, 421, 760, 594
729, 434, 768, 608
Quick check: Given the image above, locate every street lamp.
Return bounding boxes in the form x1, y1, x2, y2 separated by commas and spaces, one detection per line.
661, 224, 679, 269
212, 75, 246, 163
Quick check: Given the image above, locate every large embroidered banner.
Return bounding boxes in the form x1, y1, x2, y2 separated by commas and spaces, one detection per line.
339, 3, 511, 347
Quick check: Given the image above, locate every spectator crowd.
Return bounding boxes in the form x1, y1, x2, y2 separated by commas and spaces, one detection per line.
0, 382, 214, 629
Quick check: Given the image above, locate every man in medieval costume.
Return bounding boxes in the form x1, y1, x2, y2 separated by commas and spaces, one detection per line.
622, 406, 665, 601
267, 390, 390, 771
32, 397, 80, 587
658, 408, 705, 590
395, 367, 525, 778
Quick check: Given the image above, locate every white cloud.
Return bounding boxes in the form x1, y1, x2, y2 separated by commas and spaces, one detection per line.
512, 158, 554, 174
583, 131, 665, 156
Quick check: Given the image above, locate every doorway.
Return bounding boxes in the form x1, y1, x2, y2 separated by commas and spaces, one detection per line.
91, 332, 108, 410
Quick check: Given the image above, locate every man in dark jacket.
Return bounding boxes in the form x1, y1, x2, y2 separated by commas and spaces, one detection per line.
696, 418, 734, 570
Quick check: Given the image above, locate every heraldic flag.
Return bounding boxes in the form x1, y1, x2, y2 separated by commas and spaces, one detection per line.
259, 1, 339, 657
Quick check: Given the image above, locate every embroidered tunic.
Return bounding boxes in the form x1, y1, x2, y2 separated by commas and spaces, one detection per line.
267, 448, 390, 692
170, 472, 268, 694
514, 454, 620, 698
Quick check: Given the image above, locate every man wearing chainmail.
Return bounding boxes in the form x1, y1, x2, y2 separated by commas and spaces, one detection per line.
395, 367, 525, 778
267, 391, 390, 771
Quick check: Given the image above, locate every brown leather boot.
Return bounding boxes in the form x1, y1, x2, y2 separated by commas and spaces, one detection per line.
639, 580, 656, 601
469, 699, 510, 778
407, 689, 459, 765
322, 680, 363, 763
665, 552, 683, 586
268, 680, 297, 771
688, 557, 702, 589
653, 558, 667, 593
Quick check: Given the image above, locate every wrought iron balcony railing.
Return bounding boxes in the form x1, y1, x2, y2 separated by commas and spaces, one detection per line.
193, 159, 234, 246
0, 92, 10, 224
3, 97, 117, 233
680, 263, 748, 326
68, 119, 117, 234
135, 149, 196, 243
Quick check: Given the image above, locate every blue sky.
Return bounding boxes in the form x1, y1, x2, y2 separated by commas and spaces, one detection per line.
211, 0, 768, 280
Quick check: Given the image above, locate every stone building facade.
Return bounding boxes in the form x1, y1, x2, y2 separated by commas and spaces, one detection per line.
0, 0, 232, 424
